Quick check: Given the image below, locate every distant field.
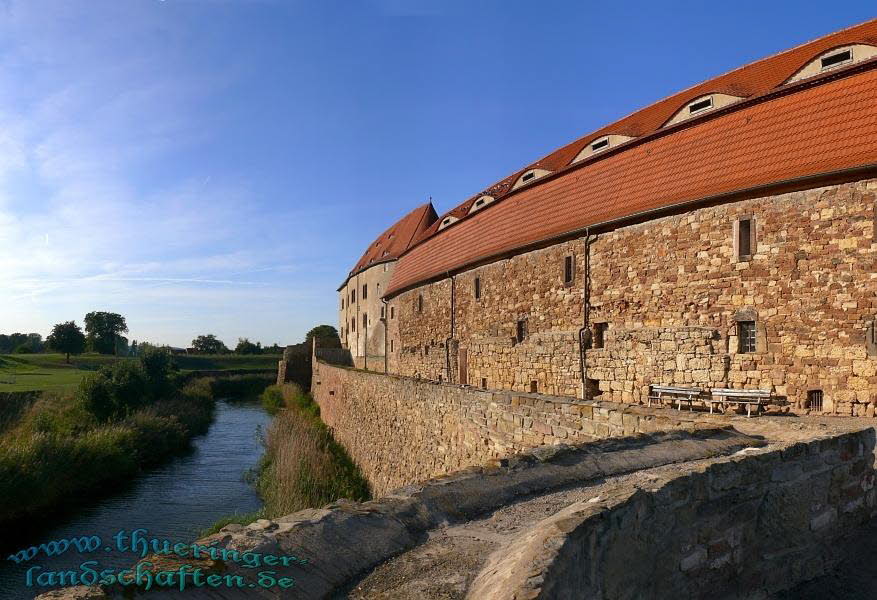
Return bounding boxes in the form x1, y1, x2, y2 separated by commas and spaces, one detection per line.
0, 353, 281, 393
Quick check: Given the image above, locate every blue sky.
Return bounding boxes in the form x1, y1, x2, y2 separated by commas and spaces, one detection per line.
0, 1, 873, 348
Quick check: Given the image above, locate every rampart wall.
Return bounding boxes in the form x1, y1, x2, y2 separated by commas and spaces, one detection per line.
471, 427, 877, 600
313, 359, 726, 496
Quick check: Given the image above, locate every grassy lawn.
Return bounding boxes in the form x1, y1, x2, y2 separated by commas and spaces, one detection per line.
0, 353, 280, 393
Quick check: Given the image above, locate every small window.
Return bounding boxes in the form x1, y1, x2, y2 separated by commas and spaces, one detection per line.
380, 306, 385, 319
594, 322, 608, 349
529, 381, 538, 393
362, 284, 368, 300
390, 306, 395, 319
737, 217, 753, 259
362, 313, 368, 328
688, 97, 713, 114
442, 218, 452, 226
474, 198, 485, 208
474, 277, 481, 300
351, 289, 356, 303
564, 255, 574, 284
341, 298, 344, 309
390, 339, 394, 352
481, 377, 487, 388
807, 389, 824, 412
522, 171, 535, 182
821, 49, 852, 70
417, 294, 423, 313
516, 320, 527, 344
590, 138, 609, 152
351, 318, 355, 332
425, 345, 429, 355
738, 321, 756, 354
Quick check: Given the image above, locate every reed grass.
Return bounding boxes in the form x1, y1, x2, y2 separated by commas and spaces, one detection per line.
256, 384, 370, 518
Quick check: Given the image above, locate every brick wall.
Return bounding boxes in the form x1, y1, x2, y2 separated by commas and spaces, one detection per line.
383, 178, 877, 416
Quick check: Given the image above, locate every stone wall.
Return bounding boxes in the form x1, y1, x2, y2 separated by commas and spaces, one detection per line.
383, 178, 877, 416
276, 342, 312, 389
471, 427, 877, 600
589, 326, 730, 404
313, 359, 730, 496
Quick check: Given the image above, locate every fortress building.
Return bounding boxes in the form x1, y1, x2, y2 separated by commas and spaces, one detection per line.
338, 19, 877, 417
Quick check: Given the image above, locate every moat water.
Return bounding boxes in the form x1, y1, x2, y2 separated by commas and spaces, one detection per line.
0, 400, 272, 600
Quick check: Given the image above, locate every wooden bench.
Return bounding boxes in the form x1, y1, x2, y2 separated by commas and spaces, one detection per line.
709, 388, 772, 417
648, 385, 704, 411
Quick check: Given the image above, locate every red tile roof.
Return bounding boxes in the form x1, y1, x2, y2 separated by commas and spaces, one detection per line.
342, 202, 437, 288
385, 19, 877, 296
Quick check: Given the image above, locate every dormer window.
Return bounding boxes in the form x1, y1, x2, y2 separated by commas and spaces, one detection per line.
688, 97, 713, 115
590, 137, 609, 152
821, 49, 852, 70
571, 134, 634, 163
511, 168, 551, 190
468, 195, 495, 215
664, 93, 743, 127
784, 45, 877, 84
438, 215, 459, 230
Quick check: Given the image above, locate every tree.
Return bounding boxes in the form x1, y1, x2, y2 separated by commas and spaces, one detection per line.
47, 321, 86, 363
140, 346, 175, 400
305, 325, 341, 348
234, 338, 261, 355
84, 311, 128, 355
0, 333, 44, 354
191, 334, 228, 355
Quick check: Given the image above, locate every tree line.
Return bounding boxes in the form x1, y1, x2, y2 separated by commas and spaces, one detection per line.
1, 312, 339, 363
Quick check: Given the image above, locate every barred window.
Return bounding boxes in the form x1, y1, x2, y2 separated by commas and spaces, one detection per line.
738, 321, 756, 353
807, 389, 823, 412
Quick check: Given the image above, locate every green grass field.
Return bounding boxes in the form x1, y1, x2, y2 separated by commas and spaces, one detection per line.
0, 353, 280, 393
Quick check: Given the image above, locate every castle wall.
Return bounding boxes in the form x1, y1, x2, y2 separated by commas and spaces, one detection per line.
312, 358, 732, 496
384, 178, 877, 416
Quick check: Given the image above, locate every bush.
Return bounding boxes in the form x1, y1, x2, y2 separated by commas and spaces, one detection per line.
75, 371, 116, 422
76, 361, 150, 423
260, 386, 285, 415
124, 411, 187, 464
104, 360, 148, 415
